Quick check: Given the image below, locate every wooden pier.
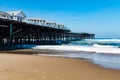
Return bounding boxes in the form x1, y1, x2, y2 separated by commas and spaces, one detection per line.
0, 18, 95, 47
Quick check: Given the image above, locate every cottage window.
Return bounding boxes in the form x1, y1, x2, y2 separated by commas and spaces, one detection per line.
11, 16, 13, 19
19, 18, 22, 22
12, 13, 14, 16
17, 17, 19, 21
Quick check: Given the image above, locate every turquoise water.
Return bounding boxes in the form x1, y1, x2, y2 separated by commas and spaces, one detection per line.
68, 38, 120, 47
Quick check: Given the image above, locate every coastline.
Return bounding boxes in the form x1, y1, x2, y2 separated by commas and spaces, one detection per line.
0, 49, 120, 80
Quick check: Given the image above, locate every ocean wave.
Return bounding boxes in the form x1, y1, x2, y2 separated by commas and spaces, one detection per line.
68, 39, 120, 48
93, 44, 115, 48
32, 45, 120, 54
85, 39, 120, 42
84, 39, 120, 44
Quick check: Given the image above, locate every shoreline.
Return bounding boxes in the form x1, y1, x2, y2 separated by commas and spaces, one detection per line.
0, 49, 120, 80
1, 49, 120, 67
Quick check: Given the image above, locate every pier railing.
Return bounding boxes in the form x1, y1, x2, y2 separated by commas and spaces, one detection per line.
26, 19, 69, 30
26, 21, 68, 30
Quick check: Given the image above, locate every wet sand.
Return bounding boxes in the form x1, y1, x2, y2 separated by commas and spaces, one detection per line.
0, 50, 120, 80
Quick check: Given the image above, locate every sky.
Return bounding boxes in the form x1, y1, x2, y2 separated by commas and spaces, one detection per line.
0, 0, 120, 38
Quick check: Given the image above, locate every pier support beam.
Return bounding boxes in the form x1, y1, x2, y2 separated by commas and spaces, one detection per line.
9, 23, 13, 47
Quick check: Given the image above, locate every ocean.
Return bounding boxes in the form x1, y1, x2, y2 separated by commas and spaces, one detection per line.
21, 38, 120, 70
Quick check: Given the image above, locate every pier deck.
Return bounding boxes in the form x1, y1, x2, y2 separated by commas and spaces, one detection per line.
0, 18, 95, 47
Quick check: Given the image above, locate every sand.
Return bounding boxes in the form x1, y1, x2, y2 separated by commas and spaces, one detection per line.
0, 50, 120, 80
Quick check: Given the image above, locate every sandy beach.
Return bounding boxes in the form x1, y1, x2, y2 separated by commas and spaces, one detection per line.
0, 50, 120, 80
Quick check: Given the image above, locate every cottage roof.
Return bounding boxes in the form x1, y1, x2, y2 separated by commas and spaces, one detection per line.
0, 11, 11, 17
7, 11, 26, 18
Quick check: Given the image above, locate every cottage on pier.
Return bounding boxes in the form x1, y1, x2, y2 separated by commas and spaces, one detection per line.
0, 11, 11, 19
27, 18, 46, 25
7, 11, 26, 22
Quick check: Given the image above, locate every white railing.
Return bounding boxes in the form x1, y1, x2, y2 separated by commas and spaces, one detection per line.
26, 20, 68, 30
0, 17, 69, 30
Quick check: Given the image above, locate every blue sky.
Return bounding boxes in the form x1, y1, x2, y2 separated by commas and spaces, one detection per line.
0, 0, 120, 38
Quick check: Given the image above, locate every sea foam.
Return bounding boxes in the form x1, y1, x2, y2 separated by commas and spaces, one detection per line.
32, 44, 120, 54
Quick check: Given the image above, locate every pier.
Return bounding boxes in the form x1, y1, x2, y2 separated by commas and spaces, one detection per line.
0, 11, 95, 47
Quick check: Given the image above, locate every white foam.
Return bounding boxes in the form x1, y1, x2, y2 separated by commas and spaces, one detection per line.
93, 44, 115, 48
32, 45, 120, 54
85, 39, 120, 43
92, 53, 120, 70
86, 39, 120, 42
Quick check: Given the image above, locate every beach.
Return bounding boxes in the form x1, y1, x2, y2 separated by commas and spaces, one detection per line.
0, 50, 120, 80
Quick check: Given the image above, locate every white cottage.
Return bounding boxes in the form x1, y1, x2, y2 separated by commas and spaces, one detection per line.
0, 11, 11, 19
8, 11, 26, 22
27, 18, 46, 25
